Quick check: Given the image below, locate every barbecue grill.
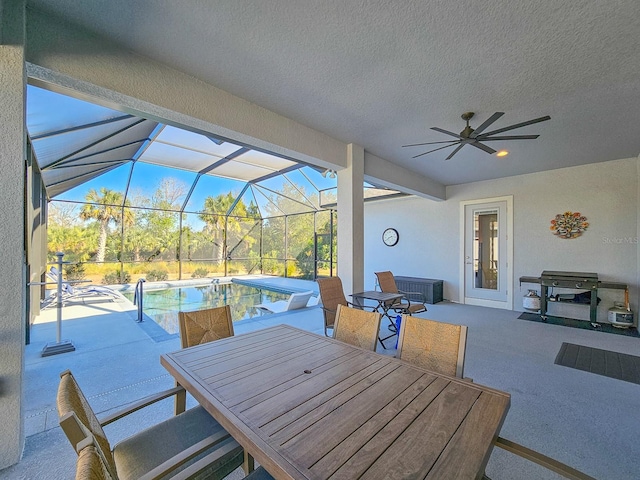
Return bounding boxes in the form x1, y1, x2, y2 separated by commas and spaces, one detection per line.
534, 271, 599, 322
520, 271, 629, 325
540, 271, 598, 289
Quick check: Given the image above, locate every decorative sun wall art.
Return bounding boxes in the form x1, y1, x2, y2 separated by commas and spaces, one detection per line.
550, 211, 589, 239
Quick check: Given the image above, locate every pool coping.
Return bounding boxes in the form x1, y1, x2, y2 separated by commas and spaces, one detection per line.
114, 274, 319, 295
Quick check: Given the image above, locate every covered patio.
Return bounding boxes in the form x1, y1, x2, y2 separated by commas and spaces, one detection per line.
5, 280, 639, 479
2, 2, 639, 478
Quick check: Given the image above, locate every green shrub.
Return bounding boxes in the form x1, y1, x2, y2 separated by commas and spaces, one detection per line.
191, 267, 208, 279
102, 270, 131, 285
286, 262, 298, 278
261, 258, 284, 275
146, 269, 169, 282
64, 263, 86, 281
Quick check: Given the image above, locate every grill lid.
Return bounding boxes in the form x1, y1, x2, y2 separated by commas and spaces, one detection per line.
541, 271, 598, 288
541, 271, 598, 280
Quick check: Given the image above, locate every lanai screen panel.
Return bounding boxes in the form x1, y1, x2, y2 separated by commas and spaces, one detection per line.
31, 116, 140, 168
210, 161, 275, 182
153, 126, 243, 159
282, 169, 322, 208
27, 85, 126, 137
233, 149, 295, 171
127, 162, 196, 210
184, 175, 249, 214
138, 126, 245, 172
255, 176, 317, 214
53, 164, 132, 203
182, 212, 221, 262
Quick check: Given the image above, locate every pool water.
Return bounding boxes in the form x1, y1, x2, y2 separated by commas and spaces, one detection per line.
123, 283, 289, 334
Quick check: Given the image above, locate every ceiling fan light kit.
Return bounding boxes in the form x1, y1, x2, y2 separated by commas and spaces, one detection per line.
404, 111, 550, 160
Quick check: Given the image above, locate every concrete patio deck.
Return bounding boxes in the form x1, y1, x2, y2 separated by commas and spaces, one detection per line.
1, 277, 638, 479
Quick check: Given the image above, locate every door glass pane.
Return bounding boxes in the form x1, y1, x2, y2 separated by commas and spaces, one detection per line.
474, 210, 498, 290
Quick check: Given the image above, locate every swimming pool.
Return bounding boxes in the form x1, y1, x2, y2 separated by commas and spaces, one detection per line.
122, 282, 289, 334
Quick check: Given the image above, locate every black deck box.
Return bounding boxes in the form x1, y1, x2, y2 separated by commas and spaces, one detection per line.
393, 276, 443, 304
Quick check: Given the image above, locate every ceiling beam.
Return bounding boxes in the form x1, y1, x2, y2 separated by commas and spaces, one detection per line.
364, 152, 446, 201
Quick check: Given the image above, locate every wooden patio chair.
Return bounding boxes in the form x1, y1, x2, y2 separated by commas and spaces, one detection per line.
317, 277, 362, 337
333, 304, 382, 351
57, 370, 244, 480
375, 271, 428, 316
483, 437, 596, 480
178, 305, 234, 348
396, 317, 596, 479
396, 316, 467, 378
178, 305, 258, 474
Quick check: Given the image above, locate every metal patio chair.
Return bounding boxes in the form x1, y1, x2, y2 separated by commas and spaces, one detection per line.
317, 276, 363, 337
375, 270, 428, 316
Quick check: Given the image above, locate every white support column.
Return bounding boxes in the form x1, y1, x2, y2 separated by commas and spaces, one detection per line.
337, 144, 365, 295
0, 0, 27, 469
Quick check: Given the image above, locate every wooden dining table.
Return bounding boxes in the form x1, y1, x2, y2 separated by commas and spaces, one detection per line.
161, 324, 510, 480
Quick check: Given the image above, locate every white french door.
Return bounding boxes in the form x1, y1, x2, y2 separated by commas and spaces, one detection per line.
460, 196, 513, 309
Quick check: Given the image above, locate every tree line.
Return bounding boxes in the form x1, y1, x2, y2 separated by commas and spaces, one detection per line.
47, 177, 335, 280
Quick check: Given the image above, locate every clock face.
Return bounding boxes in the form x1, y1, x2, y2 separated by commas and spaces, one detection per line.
382, 228, 399, 246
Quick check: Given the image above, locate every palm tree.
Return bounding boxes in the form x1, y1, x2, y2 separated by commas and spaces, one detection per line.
80, 188, 133, 262
199, 193, 234, 263
198, 193, 260, 263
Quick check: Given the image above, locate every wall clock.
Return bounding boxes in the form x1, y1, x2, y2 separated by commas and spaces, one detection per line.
382, 228, 399, 246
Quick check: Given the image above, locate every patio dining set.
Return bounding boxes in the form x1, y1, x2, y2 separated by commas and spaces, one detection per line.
55, 271, 595, 480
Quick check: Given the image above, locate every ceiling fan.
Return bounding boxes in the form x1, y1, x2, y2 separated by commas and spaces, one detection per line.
403, 111, 551, 160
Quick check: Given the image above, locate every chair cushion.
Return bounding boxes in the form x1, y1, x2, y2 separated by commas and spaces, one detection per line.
112, 405, 242, 480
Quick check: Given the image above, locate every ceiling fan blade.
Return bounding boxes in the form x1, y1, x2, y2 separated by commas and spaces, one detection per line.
445, 143, 465, 160
469, 141, 497, 155
402, 140, 458, 147
412, 142, 460, 158
481, 115, 551, 136
430, 127, 464, 139
469, 112, 504, 138
479, 135, 540, 141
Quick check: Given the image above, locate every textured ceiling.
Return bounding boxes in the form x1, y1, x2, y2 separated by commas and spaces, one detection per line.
27, 0, 640, 186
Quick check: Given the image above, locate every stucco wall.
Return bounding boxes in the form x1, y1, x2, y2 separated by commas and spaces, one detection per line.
0, 0, 26, 468
365, 157, 639, 323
